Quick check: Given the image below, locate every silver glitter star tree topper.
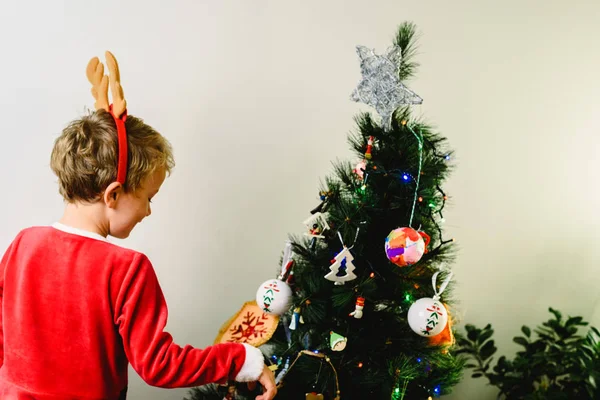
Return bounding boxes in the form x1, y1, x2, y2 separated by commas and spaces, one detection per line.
351, 45, 422, 131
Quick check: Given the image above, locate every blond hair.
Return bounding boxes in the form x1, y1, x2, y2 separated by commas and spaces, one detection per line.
50, 110, 174, 202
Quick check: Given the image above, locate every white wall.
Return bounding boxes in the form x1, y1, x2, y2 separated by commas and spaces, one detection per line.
1, 1, 599, 399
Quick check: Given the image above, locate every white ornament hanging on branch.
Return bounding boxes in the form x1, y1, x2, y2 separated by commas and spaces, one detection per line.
255, 242, 295, 316
324, 247, 357, 285
407, 271, 453, 337
324, 230, 360, 285
256, 279, 292, 316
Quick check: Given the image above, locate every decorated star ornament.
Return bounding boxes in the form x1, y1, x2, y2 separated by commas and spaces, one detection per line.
350, 45, 423, 131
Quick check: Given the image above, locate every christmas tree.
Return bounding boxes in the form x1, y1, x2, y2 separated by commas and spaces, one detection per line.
186, 22, 464, 400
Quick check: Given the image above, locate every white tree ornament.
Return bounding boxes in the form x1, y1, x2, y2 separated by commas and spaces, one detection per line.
324, 247, 357, 285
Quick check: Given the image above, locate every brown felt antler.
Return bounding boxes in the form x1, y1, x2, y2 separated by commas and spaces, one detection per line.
86, 57, 109, 112
85, 51, 127, 117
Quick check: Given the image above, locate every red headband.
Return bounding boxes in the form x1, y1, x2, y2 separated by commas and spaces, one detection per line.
109, 105, 128, 184
86, 51, 129, 185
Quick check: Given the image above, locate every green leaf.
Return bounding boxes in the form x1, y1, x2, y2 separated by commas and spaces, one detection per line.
549, 307, 562, 321
521, 325, 531, 338
477, 328, 494, 345
466, 325, 480, 341
566, 316, 584, 326
480, 340, 497, 360
513, 336, 529, 348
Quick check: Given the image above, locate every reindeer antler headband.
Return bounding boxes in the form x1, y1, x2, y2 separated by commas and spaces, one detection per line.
86, 51, 128, 185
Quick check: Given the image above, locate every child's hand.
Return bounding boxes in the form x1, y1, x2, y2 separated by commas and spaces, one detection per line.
247, 365, 277, 399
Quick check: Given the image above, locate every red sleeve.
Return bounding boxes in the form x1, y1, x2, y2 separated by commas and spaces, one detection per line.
0, 250, 6, 368
0, 236, 19, 367
0, 239, 16, 369
114, 253, 264, 388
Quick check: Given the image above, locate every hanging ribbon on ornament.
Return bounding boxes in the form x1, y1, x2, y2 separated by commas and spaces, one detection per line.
432, 270, 453, 301
337, 228, 360, 250
406, 123, 424, 228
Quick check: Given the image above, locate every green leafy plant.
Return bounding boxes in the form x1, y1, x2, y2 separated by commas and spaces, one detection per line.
456, 308, 600, 399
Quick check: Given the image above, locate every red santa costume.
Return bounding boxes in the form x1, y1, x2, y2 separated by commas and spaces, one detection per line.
0, 223, 264, 399
0, 51, 264, 399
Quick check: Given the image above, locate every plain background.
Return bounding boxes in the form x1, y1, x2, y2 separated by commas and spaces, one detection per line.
1, 1, 599, 399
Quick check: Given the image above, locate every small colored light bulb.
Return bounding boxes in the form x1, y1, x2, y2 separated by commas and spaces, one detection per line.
370, 272, 375, 278
403, 174, 409, 181
358, 362, 363, 368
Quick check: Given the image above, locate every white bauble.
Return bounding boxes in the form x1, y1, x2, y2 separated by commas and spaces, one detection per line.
256, 279, 292, 315
407, 297, 448, 337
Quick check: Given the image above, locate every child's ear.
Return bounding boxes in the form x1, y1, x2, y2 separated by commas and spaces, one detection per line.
103, 182, 123, 209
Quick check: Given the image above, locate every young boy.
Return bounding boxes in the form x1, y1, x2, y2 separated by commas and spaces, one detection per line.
0, 52, 276, 399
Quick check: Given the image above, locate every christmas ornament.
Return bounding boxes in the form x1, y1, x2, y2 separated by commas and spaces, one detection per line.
306, 393, 324, 400
303, 212, 330, 238
408, 271, 453, 337
214, 301, 279, 347
324, 247, 357, 285
349, 296, 365, 319
385, 227, 430, 267
325, 230, 360, 285
353, 159, 367, 179
289, 307, 304, 330
408, 298, 447, 337
364, 136, 374, 160
350, 45, 422, 131
330, 331, 347, 351
256, 279, 292, 315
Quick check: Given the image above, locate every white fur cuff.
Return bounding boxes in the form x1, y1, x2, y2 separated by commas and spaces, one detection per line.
234, 343, 264, 382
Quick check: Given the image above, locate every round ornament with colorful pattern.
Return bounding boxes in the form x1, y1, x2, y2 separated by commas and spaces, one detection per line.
256, 279, 292, 315
384, 227, 430, 267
